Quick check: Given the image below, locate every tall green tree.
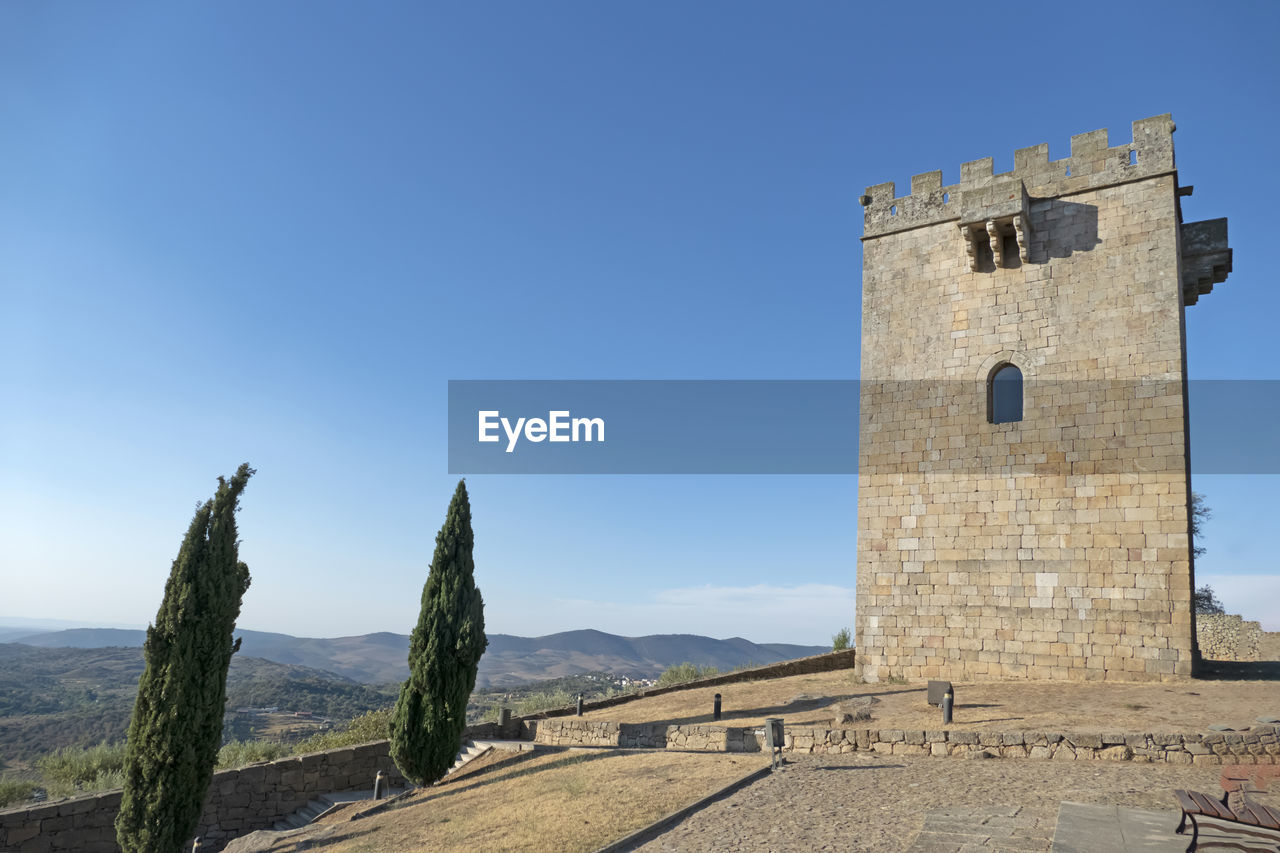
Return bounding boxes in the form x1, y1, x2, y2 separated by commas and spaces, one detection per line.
1194, 584, 1226, 616
115, 465, 254, 853
390, 479, 487, 785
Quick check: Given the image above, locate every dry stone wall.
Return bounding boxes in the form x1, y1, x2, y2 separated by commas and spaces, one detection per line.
531, 718, 1279, 766
1262, 631, 1280, 661
0, 741, 406, 853
1198, 614, 1263, 661
856, 115, 1220, 682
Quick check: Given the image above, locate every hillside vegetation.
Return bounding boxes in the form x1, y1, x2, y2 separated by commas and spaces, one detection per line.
0, 642, 640, 776
0, 630, 829, 771
0, 644, 396, 764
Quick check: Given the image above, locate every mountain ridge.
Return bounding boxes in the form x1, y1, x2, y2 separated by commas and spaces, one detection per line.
11, 627, 829, 688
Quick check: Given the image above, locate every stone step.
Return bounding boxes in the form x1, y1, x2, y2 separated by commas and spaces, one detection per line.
297, 799, 330, 822
439, 739, 495, 781
273, 797, 339, 831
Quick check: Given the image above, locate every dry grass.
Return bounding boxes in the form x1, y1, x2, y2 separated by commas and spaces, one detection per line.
577, 669, 1280, 733
289, 749, 761, 853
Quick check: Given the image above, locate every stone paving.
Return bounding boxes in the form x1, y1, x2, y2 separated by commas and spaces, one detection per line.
906, 806, 1053, 852
630, 752, 1249, 853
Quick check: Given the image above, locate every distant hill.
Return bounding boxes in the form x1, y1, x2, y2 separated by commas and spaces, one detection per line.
13, 628, 829, 688
478, 630, 828, 688
0, 644, 396, 763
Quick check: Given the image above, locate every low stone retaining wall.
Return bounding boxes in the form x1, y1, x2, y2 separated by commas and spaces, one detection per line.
0, 740, 406, 853
1264, 631, 1280, 661
528, 648, 857, 721
531, 720, 746, 751
1199, 614, 1263, 661
531, 718, 1280, 766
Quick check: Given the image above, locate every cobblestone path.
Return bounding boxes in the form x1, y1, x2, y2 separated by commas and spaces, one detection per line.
632, 752, 1225, 852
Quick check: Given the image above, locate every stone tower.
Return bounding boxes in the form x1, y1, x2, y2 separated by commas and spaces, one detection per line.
855, 115, 1232, 682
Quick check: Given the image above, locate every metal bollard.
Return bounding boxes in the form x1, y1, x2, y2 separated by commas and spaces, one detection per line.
576, 693, 584, 716
374, 769, 387, 800
713, 693, 722, 721
763, 717, 784, 770
942, 686, 954, 725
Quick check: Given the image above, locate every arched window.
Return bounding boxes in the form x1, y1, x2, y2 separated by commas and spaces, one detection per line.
989, 364, 1023, 424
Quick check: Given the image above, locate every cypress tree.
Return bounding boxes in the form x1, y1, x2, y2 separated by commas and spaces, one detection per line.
115, 464, 254, 853
389, 479, 487, 785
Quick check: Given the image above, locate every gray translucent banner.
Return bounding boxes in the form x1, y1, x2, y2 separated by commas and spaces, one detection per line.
446, 380, 1280, 474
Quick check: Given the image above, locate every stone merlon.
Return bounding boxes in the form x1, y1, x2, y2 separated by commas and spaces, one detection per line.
861, 114, 1178, 240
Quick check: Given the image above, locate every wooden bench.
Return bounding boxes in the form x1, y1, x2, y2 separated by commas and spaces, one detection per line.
1173, 788, 1280, 852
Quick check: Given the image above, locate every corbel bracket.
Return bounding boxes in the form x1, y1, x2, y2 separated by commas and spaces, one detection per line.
957, 179, 1033, 270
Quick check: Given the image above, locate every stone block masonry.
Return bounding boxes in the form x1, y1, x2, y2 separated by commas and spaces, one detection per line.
0, 740, 406, 853
856, 115, 1232, 682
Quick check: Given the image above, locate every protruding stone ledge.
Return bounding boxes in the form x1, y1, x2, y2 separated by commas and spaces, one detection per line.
1180, 218, 1233, 305
957, 179, 1033, 270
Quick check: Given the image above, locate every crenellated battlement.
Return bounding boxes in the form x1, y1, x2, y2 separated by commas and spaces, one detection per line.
861, 114, 1176, 239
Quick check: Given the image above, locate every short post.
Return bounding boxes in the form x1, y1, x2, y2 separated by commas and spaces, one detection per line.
713, 693, 722, 721
942, 685, 954, 725
499, 707, 513, 738
576, 693, 584, 716
374, 769, 387, 800
763, 717, 784, 770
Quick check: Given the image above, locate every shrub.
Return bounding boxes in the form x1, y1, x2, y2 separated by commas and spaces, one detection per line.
514, 690, 575, 716
292, 708, 393, 754
0, 779, 36, 808
655, 663, 719, 687
36, 742, 127, 787
216, 740, 291, 769
832, 628, 851, 651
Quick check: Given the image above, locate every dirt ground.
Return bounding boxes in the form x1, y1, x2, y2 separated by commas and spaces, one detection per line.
224, 749, 1280, 853
224, 748, 762, 853
578, 669, 1280, 733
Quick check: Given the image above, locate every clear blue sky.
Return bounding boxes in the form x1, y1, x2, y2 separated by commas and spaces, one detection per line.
3, 2, 1277, 643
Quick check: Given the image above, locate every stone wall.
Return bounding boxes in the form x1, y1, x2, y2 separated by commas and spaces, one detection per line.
1262, 631, 1280, 662
531, 718, 1280, 766
855, 115, 1226, 682
1198, 614, 1263, 661
0, 740, 406, 853
527, 649, 857, 720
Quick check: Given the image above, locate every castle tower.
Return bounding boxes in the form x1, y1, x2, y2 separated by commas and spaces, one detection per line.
855, 115, 1232, 682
